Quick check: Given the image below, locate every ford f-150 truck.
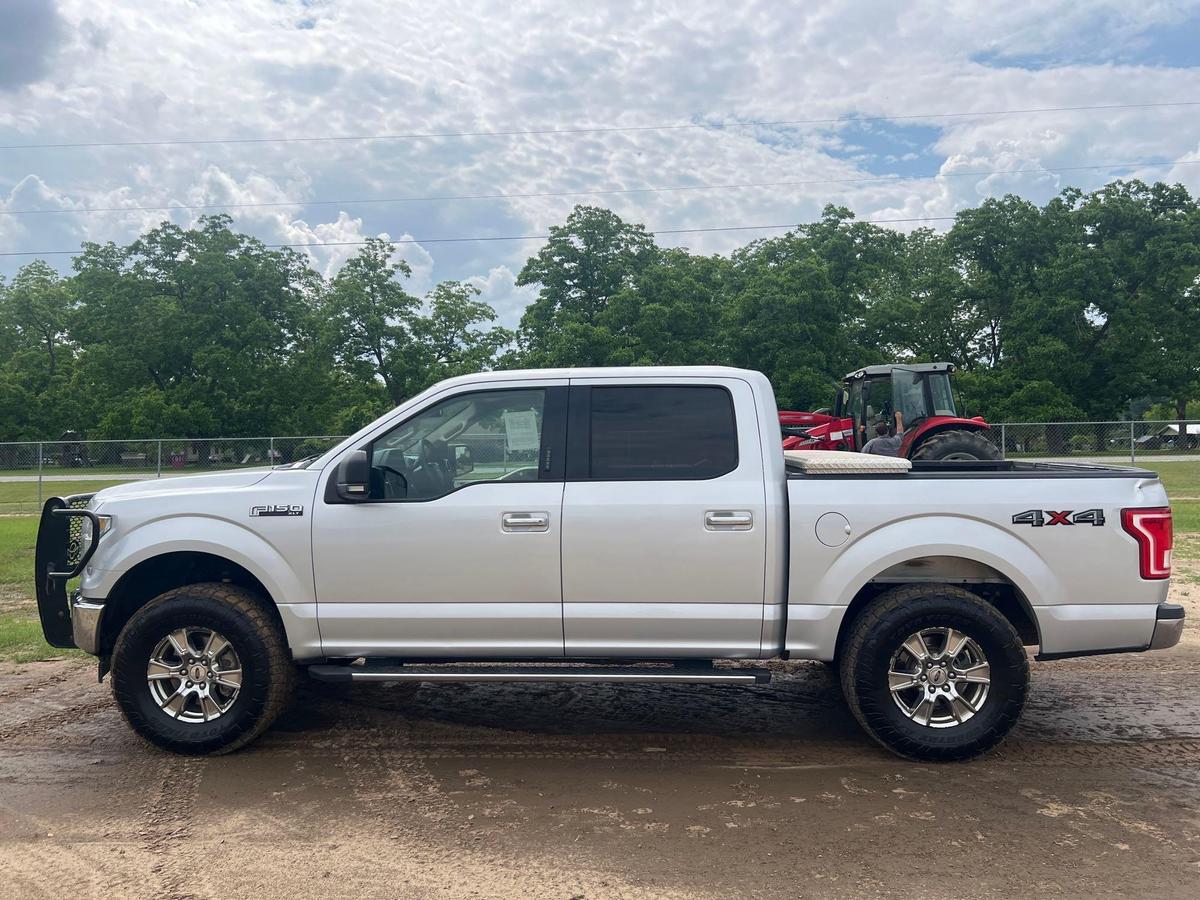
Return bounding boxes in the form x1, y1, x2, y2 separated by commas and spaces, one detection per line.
35, 367, 1183, 761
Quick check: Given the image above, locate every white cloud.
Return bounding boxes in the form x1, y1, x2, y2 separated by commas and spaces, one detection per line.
468, 265, 539, 329
0, 0, 1199, 333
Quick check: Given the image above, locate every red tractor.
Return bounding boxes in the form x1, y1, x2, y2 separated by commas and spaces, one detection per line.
780, 362, 1001, 461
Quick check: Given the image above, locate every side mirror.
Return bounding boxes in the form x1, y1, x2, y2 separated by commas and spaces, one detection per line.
336, 449, 371, 501
451, 444, 474, 476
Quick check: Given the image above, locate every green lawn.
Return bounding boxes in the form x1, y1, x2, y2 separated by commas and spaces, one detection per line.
2, 462, 1200, 664
0, 515, 84, 663
1146, 461, 1200, 531
0, 478, 146, 516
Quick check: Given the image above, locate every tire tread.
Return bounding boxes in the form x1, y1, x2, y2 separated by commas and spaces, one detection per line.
839, 583, 1028, 761
111, 582, 294, 755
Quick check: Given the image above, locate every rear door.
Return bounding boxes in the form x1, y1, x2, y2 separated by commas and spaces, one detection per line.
560, 378, 768, 657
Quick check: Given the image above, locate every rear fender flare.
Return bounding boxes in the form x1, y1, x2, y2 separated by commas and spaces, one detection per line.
801, 514, 1056, 636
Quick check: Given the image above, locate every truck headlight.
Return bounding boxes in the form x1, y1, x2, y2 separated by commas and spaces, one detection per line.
79, 514, 113, 555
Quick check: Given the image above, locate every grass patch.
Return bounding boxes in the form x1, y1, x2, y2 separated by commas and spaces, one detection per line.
0, 614, 83, 663
0, 479, 143, 516
1140, 462, 1200, 531
1150, 461, 1200, 497
0, 516, 37, 586
0, 515, 85, 663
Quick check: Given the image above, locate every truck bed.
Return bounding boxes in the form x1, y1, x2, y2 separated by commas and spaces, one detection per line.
786, 458, 1158, 479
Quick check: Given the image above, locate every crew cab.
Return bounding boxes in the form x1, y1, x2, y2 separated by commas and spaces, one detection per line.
35, 367, 1183, 760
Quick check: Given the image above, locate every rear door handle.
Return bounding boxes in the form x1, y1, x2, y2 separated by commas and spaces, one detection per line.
705, 510, 753, 531
502, 511, 550, 532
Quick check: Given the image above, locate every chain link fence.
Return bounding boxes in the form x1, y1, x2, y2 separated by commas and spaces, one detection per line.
4, 421, 1200, 516
994, 421, 1200, 462
0, 436, 346, 515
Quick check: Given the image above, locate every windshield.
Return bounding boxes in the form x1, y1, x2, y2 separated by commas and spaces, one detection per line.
892, 369, 928, 423
376, 396, 476, 456
891, 369, 958, 423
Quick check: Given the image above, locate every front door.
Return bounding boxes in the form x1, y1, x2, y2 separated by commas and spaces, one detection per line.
560, 378, 768, 658
312, 383, 568, 657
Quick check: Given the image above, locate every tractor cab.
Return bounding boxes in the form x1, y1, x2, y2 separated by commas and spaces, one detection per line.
784, 362, 1000, 461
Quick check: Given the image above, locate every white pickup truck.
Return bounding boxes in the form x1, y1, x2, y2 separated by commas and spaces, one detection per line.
36, 367, 1182, 760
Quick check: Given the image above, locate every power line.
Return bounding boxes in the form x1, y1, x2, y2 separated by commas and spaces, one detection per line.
0, 215, 958, 258
3, 158, 1195, 218
1, 100, 1196, 152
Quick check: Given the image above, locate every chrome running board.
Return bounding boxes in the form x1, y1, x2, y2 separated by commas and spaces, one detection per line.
307, 663, 771, 685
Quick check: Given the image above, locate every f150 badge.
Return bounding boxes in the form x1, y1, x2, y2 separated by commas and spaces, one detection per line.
1012, 509, 1105, 527
250, 504, 304, 517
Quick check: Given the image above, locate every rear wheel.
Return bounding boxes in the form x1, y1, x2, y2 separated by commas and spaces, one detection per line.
111, 583, 294, 755
910, 430, 1001, 461
839, 584, 1028, 761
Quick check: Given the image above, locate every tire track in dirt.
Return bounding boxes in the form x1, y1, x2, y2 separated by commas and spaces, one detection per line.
132, 754, 206, 900
0, 679, 110, 743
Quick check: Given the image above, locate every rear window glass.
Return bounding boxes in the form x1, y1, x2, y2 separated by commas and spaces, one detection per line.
588, 386, 737, 480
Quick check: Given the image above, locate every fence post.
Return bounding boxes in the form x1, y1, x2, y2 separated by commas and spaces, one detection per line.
37, 442, 44, 508
1000, 423, 1007, 460
156, 440, 163, 478
1130, 421, 1136, 465
269, 437, 275, 466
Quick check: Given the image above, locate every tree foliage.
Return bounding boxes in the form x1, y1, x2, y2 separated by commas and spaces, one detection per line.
2, 180, 1199, 441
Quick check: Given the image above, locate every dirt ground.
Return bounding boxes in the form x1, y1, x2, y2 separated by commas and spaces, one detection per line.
3, 586, 1200, 899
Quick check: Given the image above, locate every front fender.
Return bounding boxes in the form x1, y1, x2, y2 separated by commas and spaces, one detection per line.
81, 514, 313, 609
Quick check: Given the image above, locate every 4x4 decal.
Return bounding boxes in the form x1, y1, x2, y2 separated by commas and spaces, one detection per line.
1012, 508, 1105, 527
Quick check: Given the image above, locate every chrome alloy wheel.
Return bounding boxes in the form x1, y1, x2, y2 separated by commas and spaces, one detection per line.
887, 627, 991, 728
146, 627, 243, 723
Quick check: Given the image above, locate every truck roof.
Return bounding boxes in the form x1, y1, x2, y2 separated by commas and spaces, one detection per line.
430, 365, 761, 389
846, 362, 955, 379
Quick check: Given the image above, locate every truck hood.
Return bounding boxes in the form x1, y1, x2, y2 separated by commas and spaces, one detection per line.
91, 468, 274, 503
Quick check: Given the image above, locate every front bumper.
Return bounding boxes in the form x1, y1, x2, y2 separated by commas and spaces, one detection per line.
71, 591, 105, 655
1149, 602, 1185, 651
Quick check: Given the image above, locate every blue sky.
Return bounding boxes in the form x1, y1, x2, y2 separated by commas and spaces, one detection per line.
2, 0, 1200, 326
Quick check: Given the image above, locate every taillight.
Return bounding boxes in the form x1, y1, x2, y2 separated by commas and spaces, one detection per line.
1121, 507, 1173, 579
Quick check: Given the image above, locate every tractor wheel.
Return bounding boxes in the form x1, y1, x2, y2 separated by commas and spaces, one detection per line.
911, 430, 1001, 462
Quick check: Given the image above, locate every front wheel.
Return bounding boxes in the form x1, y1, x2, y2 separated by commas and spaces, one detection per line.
839, 584, 1028, 761
111, 583, 294, 755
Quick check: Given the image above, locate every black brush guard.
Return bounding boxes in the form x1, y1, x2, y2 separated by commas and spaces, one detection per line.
34, 495, 100, 649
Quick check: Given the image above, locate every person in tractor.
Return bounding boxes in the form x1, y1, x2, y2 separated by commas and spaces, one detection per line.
862, 411, 905, 456
779, 363, 1002, 462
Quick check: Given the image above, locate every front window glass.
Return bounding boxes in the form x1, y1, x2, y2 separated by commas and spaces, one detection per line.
370, 389, 545, 500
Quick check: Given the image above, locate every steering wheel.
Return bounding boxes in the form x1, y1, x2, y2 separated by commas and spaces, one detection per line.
405, 439, 452, 497
376, 464, 408, 499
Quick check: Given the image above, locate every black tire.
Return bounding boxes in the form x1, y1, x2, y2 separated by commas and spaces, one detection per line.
839, 584, 1028, 761
111, 583, 295, 755
910, 429, 1001, 461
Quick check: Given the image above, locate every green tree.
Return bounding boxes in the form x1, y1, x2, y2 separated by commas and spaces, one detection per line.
516, 206, 658, 366
324, 237, 421, 407
411, 281, 514, 382
70, 215, 334, 438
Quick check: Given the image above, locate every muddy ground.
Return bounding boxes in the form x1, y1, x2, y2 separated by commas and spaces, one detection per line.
3, 603, 1200, 898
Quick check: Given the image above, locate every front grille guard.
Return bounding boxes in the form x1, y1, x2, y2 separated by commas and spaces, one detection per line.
44, 494, 101, 579
35, 494, 100, 649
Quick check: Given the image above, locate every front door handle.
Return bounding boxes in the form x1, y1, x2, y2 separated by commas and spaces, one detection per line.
502, 511, 550, 532
705, 510, 753, 531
